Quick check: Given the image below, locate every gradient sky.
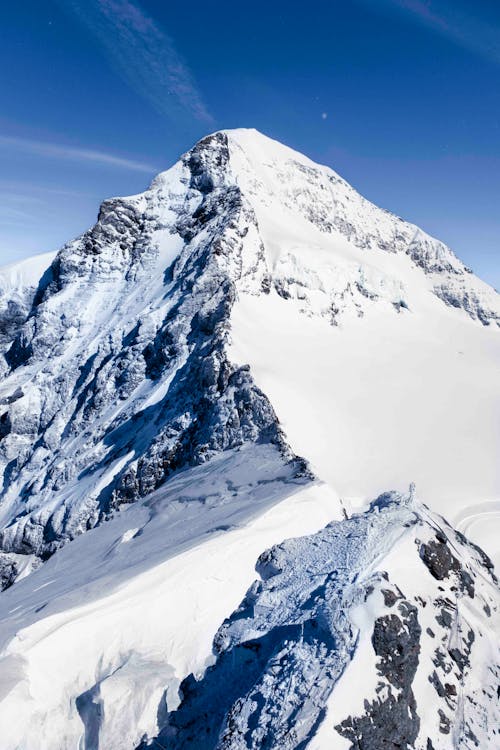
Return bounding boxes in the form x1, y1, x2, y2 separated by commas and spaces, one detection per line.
1, 0, 499, 287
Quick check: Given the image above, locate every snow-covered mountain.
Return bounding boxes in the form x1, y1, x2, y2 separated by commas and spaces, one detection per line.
0, 129, 498, 749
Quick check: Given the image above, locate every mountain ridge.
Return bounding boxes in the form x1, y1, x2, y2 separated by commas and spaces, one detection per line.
0, 128, 498, 587
0, 128, 498, 749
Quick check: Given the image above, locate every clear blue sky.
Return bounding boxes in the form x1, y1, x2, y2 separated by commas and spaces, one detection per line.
1, 0, 499, 288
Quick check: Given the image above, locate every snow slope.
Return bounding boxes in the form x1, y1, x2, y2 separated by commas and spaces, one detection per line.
0, 446, 340, 749
224, 131, 499, 556
0, 128, 498, 748
0, 250, 56, 356
230, 268, 499, 556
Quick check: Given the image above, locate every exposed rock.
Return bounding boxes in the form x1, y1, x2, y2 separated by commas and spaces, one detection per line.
138, 490, 499, 750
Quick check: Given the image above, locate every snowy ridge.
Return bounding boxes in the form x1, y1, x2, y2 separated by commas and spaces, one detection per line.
0, 446, 337, 750
0, 463, 497, 749
139, 487, 499, 750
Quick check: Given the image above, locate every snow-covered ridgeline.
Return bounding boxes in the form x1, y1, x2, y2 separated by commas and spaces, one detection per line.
0, 133, 303, 584
0, 445, 338, 750
140, 487, 498, 750
0, 127, 497, 581
0, 461, 496, 749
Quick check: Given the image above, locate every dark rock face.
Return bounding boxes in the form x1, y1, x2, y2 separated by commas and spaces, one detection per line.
186, 132, 230, 194
372, 603, 421, 688
0, 300, 31, 348
419, 534, 475, 597
0, 553, 19, 591
0, 131, 304, 575
336, 599, 421, 750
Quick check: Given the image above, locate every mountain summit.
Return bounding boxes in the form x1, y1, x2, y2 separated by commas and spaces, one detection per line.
0, 129, 498, 749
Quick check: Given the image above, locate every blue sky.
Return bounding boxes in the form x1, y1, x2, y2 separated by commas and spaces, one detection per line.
1, 0, 499, 287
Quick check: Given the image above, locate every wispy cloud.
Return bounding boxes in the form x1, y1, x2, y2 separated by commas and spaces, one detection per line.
58, 0, 213, 123
0, 134, 157, 173
0, 205, 36, 223
372, 0, 500, 65
0, 182, 95, 199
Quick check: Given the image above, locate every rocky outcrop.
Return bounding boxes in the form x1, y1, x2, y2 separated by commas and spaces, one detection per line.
336, 596, 421, 750
433, 280, 499, 326
138, 490, 499, 750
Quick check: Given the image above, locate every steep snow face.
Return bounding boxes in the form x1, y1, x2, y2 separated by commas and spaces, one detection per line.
0, 251, 56, 357
225, 129, 498, 325
223, 130, 500, 562
0, 128, 498, 583
138, 488, 499, 750
0, 469, 496, 750
0, 446, 340, 750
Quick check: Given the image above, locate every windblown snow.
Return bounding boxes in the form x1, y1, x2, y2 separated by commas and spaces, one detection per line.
0, 128, 498, 749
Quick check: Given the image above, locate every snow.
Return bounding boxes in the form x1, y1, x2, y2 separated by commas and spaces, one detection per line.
455, 500, 500, 569
230, 290, 500, 561
0, 445, 341, 749
0, 250, 56, 293
225, 129, 499, 563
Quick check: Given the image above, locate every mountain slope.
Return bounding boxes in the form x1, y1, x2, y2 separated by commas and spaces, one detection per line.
0, 475, 496, 750
0, 129, 498, 749
0, 446, 337, 749
140, 488, 498, 750
0, 129, 498, 583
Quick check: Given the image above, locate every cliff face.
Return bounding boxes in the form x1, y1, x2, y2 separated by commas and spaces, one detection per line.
0, 133, 301, 580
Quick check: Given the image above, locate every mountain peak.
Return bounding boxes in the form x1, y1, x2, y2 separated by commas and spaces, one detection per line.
0, 129, 497, 585
0, 129, 498, 749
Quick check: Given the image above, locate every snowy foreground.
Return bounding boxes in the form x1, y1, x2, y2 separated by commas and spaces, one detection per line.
0, 129, 498, 748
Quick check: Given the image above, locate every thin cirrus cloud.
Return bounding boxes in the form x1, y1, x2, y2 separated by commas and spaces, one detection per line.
0, 134, 158, 173
58, 0, 213, 124
372, 0, 500, 65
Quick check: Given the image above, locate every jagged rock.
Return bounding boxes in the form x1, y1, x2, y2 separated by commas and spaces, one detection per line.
140, 490, 499, 750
